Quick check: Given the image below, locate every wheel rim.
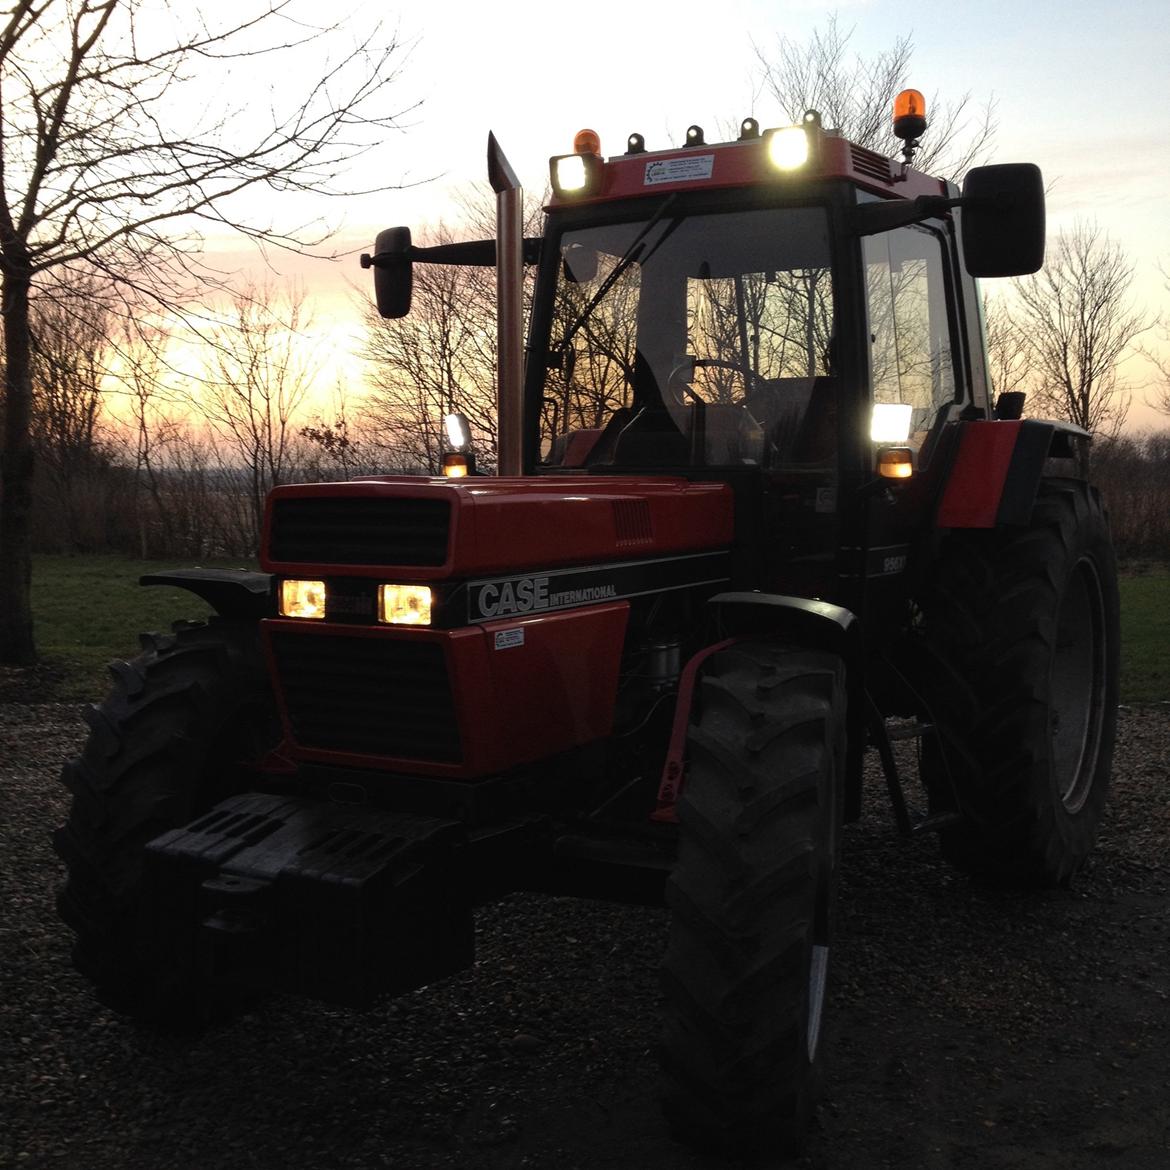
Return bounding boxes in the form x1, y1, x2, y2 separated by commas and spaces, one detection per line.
807, 758, 839, 1062
1051, 556, 1108, 812
807, 944, 829, 1060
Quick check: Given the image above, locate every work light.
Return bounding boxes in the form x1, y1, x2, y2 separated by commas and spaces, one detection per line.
550, 129, 605, 198
765, 126, 810, 171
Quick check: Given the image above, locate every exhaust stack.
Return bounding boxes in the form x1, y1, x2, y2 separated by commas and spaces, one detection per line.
487, 133, 524, 477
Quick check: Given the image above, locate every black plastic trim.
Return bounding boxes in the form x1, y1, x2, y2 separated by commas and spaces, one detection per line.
140, 569, 274, 619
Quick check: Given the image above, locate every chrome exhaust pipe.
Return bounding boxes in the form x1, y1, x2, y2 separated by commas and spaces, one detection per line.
487, 132, 524, 477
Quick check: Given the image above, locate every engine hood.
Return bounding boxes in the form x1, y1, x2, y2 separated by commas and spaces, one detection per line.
262, 475, 734, 579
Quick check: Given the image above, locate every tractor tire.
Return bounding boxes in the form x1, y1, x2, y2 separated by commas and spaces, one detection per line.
54, 617, 279, 1027
660, 643, 846, 1157
918, 479, 1120, 885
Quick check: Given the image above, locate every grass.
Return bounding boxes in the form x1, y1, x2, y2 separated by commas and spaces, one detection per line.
1117, 566, 1170, 704
17, 554, 1170, 705
32, 554, 255, 701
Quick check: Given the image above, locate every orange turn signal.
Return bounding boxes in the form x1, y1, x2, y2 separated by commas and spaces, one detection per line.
877, 446, 916, 480
442, 452, 469, 477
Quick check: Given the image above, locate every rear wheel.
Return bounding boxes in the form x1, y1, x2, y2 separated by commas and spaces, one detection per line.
660, 643, 846, 1156
54, 618, 279, 1026
918, 480, 1120, 884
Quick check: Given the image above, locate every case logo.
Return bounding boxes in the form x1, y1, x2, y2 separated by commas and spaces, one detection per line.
471, 574, 618, 620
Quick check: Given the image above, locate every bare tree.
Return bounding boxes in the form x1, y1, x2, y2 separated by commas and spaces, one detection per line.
360, 192, 545, 473
1141, 266, 1170, 417
195, 281, 318, 549
1013, 223, 1149, 463
359, 232, 494, 474
755, 15, 996, 181
27, 276, 116, 549
301, 383, 371, 482
982, 292, 1031, 400
103, 318, 193, 558
0, 0, 410, 665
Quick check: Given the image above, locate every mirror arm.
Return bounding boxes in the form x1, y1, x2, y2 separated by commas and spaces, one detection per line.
849, 195, 964, 237
361, 238, 542, 269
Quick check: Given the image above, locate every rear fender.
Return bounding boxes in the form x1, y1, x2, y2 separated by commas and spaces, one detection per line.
936, 419, 1088, 529
140, 569, 275, 621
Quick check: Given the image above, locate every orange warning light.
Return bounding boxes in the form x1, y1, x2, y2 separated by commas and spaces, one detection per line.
573, 128, 601, 155
894, 89, 926, 121
893, 89, 927, 141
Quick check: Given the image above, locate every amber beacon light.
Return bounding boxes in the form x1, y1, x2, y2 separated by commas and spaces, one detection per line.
893, 89, 927, 141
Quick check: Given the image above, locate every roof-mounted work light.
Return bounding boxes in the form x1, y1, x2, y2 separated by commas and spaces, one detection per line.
764, 125, 810, 171
550, 129, 605, 198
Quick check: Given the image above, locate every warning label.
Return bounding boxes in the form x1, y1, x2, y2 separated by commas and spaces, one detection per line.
644, 155, 715, 186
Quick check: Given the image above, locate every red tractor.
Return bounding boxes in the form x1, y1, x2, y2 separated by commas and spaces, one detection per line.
56, 93, 1119, 1156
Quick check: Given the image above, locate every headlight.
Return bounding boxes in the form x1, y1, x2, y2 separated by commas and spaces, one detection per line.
765, 126, 810, 171
379, 584, 432, 626
279, 579, 326, 620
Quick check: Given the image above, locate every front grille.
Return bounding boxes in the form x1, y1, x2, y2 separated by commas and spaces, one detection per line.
269, 497, 451, 566
271, 632, 462, 763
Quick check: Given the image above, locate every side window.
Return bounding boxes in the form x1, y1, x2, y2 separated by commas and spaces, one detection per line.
863, 226, 958, 445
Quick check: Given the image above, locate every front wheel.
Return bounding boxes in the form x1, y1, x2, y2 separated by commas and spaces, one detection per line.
54, 617, 279, 1026
660, 643, 846, 1156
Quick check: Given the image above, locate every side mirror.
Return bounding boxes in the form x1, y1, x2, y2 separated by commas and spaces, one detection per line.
360, 226, 413, 318
562, 243, 599, 284
994, 391, 1026, 420
960, 164, 1045, 278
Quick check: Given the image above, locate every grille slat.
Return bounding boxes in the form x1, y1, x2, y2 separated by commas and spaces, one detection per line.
270, 497, 451, 566
850, 144, 893, 182
272, 633, 462, 762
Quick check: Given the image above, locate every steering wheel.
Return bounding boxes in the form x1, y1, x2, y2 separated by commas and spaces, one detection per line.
667, 357, 764, 405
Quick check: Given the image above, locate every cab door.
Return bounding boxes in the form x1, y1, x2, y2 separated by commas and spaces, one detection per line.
856, 219, 977, 610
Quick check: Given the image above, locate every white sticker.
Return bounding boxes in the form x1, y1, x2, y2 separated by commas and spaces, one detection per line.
644, 155, 714, 186
494, 628, 525, 650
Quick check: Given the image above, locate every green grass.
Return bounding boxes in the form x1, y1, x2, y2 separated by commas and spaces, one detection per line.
1117, 567, 1170, 704
33, 554, 255, 701
22, 554, 1170, 705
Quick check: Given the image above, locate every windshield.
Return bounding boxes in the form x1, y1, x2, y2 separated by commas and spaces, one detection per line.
539, 206, 835, 469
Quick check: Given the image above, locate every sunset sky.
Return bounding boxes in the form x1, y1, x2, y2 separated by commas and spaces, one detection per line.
225, 0, 1170, 430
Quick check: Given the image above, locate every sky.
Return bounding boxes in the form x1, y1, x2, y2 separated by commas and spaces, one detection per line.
217, 0, 1170, 430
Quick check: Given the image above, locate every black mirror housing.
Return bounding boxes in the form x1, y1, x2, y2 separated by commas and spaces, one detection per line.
363, 226, 413, 318
960, 164, 1045, 278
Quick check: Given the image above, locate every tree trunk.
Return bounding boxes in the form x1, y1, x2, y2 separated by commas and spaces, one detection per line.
0, 264, 37, 666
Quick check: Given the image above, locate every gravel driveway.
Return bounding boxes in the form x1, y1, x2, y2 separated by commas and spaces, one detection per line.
2, 702, 1168, 1169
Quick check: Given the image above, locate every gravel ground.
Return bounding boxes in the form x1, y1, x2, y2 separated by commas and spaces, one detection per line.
2, 702, 1168, 1170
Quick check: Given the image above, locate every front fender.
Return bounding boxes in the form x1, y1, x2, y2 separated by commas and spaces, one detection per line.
140, 568, 275, 620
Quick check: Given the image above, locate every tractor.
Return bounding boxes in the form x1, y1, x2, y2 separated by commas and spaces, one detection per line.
55, 90, 1119, 1156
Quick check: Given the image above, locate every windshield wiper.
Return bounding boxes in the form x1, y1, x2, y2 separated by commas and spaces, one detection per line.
549, 194, 679, 365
